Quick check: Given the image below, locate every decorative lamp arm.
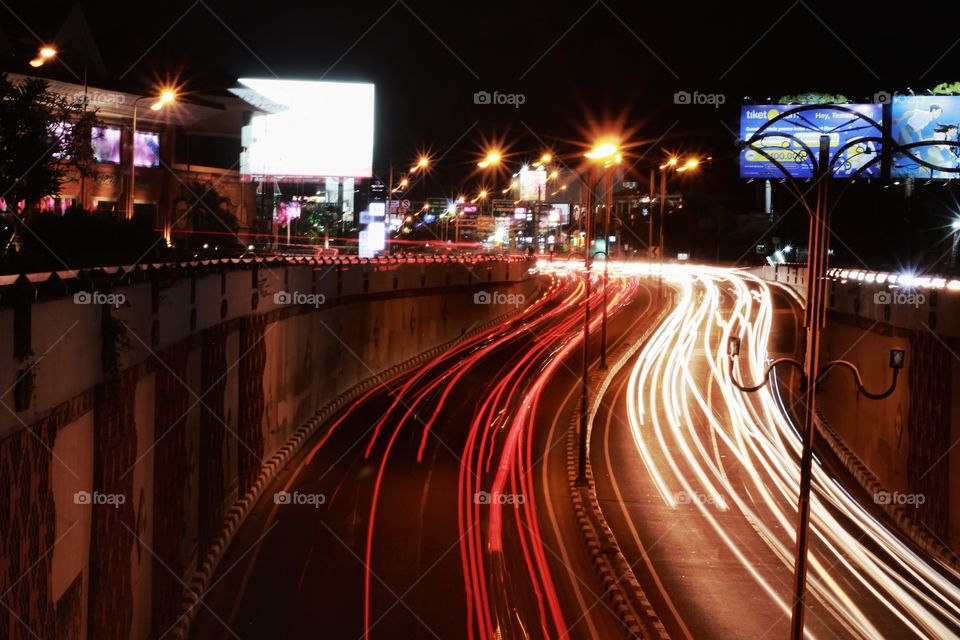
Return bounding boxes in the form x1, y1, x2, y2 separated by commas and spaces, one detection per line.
727, 336, 805, 393
817, 349, 905, 400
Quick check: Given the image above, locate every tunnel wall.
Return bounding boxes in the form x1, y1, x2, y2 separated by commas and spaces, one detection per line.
755, 263, 960, 555
0, 257, 539, 640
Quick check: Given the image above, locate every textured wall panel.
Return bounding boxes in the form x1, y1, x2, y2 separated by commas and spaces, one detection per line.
198, 325, 228, 556
907, 331, 952, 539
237, 316, 266, 496
150, 342, 191, 638
87, 368, 138, 639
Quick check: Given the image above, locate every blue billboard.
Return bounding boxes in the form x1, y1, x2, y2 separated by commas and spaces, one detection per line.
739, 104, 882, 179
891, 96, 960, 179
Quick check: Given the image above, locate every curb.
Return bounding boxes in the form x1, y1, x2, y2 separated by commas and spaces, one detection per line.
170, 281, 541, 640
566, 297, 674, 640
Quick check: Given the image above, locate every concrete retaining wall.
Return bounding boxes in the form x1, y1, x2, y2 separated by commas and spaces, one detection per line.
753, 263, 960, 555
0, 256, 539, 640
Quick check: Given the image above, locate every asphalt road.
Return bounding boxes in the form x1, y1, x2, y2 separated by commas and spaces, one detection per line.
591, 268, 960, 640
190, 271, 658, 640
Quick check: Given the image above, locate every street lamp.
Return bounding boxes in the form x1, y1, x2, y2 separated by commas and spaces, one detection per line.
29, 46, 57, 68
412, 155, 430, 172
30, 45, 92, 207
477, 151, 502, 169
655, 155, 702, 297
586, 141, 621, 370
128, 88, 176, 220
734, 106, 910, 640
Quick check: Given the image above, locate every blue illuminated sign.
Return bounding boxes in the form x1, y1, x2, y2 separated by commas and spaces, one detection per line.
891, 96, 960, 179
739, 104, 882, 179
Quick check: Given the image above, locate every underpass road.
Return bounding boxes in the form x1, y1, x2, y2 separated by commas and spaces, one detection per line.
190, 271, 656, 640
591, 267, 960, 640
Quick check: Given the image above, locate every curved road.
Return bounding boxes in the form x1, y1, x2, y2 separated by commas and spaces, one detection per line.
190, 268, 658, 640
591, 266, 960, 639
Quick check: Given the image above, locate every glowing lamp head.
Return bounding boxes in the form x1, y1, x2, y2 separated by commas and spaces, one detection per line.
684, 158, 700, 170
31, 46, 57, 67
479, 190, 488, 199
150, 89, 177, 111
478, 151, 501, 169
727, 336, 741, 357
585, 142, 618, 160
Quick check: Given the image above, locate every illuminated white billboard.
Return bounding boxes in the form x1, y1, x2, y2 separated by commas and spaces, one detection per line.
232, 78, 374, 180
518, 167, 547, 201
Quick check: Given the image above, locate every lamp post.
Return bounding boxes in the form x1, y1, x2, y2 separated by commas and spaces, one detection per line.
575, 164, 595, 487
128, 89, 175, 220
586, 142, 622, 369
656, 156, 701, 297
733, 105, 937, 640
30, 45, 90, 209
531, 153, 553, 254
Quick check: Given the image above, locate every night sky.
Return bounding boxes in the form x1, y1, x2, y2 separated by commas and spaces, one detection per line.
4, 1, 960, 265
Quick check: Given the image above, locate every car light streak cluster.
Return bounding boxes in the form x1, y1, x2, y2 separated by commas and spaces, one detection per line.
300, 270, 639, 639
620, 265, 960, 638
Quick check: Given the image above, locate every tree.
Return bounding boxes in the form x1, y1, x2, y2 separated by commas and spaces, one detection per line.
172, 181, 241, 250
777, 92, 850, 105
0, 73, 99, 215
931, 82, 960, 95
